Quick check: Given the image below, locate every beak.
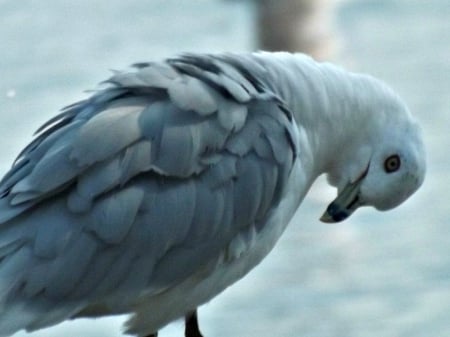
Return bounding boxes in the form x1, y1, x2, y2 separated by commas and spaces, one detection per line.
320, 168, 368, 223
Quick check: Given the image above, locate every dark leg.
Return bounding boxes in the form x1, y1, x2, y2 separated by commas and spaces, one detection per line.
185, 309, 203, 337
145, 333, 157, 337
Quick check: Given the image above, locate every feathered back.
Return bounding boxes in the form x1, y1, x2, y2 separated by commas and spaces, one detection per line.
0, 53, 298, 335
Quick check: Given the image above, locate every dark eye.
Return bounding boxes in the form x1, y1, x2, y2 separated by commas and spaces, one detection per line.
384, 155, 401, 173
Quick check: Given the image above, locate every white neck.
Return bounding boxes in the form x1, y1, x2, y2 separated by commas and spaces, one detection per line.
251, 52, 399, 183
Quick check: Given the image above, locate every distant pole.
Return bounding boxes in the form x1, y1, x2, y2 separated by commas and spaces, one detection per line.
256, 0, 335, 59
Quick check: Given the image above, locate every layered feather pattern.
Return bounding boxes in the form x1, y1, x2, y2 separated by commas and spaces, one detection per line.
0, 53, 298, 335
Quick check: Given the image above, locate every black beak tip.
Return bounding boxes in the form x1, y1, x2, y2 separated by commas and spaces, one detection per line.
320, 203, 351, 223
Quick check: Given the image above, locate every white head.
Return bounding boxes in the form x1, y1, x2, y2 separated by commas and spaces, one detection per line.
321, 78, 426, 222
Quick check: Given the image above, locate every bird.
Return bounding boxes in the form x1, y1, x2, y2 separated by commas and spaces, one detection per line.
0, 51, 425, 337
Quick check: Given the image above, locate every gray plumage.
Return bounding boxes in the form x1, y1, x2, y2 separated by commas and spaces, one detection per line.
0, 52, 425, 336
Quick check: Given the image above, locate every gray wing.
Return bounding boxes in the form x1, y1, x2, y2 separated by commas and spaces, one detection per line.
0, 54, 298, 333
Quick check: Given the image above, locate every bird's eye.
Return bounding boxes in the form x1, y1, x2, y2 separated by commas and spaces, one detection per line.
384, 155, 401, 173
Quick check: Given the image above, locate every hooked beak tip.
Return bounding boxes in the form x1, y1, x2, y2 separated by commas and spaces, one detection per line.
319, 202, 353, 223
319, 212, 335, 223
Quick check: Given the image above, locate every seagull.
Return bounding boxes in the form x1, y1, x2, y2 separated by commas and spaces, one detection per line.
0, 52, 425, 337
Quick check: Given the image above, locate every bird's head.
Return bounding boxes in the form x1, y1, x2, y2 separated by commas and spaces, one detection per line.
320, 83, 426, 223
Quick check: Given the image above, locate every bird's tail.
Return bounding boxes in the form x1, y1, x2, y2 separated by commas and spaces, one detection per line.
0, 241, 34, 336
0, 239, 83, 336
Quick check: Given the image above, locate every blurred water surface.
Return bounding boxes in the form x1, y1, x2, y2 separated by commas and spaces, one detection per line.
0, 0, 449, 336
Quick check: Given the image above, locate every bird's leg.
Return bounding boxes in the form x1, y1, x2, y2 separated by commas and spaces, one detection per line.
145, 333, 157, 337
185, 309, 203, 337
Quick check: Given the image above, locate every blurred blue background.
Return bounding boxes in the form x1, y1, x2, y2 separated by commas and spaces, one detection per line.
0, 0, 449, 336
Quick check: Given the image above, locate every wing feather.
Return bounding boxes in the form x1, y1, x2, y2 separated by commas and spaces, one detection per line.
71, 98, 148, 166
0, 54, 299, 332
86, 186, 145, 244
167, 76, 217, 115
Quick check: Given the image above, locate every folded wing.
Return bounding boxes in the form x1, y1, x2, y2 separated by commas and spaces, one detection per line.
0, 54, 298, 334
